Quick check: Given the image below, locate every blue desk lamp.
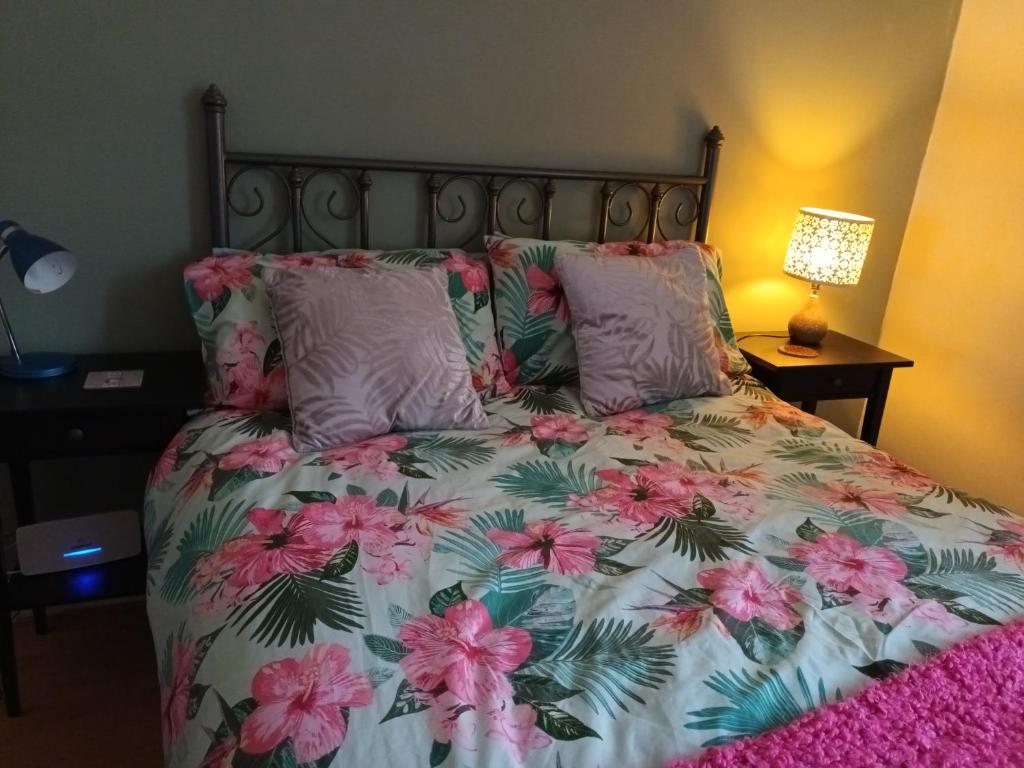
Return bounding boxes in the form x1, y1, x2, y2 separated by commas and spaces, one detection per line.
0, 220, 77, 378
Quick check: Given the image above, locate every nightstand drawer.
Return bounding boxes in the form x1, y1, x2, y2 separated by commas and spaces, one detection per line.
757, 365, 882, 401
0, 408, 187, 460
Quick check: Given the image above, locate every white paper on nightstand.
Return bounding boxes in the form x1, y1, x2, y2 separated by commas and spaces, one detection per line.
83, 369, 145, 389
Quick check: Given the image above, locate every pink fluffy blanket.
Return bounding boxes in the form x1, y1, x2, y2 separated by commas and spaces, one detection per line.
668, 622, 1024, 768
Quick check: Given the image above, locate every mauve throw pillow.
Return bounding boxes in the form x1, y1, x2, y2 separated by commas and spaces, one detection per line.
556, 246, 731, 417
266, 266, 488, 451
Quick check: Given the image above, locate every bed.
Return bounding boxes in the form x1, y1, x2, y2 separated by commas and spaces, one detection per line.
145, 85, 1022, 768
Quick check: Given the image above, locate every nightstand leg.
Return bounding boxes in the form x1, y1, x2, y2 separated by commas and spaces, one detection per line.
800, 399, 818, 414
861, 369, 893, 446
0, 562, 20, 715
9, 462, 46, 635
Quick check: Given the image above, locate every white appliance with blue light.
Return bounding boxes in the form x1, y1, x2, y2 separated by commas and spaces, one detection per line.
14, 509, 141, 576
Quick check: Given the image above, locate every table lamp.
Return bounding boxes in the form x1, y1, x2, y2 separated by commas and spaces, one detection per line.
780, 207, 874, 357
0, 220, 77, 378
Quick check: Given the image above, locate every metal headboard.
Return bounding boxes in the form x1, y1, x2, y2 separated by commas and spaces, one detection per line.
202, 84, 724, 252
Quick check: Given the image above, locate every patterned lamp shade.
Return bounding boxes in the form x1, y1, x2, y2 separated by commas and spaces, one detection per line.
783, 207, 874, 287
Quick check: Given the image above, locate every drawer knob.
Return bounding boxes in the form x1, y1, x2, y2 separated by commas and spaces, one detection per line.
832, 376, 844, 388
67, 427, 85, 442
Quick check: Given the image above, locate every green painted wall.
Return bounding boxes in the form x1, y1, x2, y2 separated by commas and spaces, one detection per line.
0, 1, 960, 527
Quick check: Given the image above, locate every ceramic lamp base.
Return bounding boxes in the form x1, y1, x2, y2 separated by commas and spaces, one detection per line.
787, 290, 828, 346
0, 352, 77, 379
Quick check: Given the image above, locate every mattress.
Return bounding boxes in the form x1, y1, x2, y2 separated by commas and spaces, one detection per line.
144, 376, 1021, 767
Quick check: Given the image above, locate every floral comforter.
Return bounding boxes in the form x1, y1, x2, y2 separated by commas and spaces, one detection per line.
145, 377, 1022, 768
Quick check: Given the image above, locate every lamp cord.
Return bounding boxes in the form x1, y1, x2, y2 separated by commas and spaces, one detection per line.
736, 333, 790, 342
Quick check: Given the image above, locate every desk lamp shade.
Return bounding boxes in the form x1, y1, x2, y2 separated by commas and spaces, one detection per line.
0, 220, 78, 378
780, 207, 874, 356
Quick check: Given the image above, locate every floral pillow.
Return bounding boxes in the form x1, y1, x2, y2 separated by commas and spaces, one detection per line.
485, 235, 586, 386
484, 235, 748, 387
184, 249, 505, 411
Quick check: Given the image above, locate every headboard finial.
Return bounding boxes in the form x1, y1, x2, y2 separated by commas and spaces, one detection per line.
203, 83, 229, 247
705, 125, 724, 146
202, 84, 227, 109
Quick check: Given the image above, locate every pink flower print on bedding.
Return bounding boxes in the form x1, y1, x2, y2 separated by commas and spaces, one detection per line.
239, 644, 372, 763
398, 599, 532, 707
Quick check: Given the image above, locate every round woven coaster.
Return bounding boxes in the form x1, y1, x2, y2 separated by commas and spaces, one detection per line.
778, 343, 819, 358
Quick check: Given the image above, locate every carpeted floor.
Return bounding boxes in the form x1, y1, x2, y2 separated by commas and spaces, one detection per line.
0, 600, 162, 768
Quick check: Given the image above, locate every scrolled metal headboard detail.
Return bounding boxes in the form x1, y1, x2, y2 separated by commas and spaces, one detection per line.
202, 84, 724, 252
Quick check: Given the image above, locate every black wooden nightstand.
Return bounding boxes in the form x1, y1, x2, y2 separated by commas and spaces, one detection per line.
739, 331, 913, 446
0, 351, 204, 716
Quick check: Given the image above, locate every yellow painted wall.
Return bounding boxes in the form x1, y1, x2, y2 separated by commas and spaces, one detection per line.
879, 0, 1024, 509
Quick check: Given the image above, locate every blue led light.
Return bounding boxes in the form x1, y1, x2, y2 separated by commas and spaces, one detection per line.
69, 569, 103, 598
63, 546, 102, 558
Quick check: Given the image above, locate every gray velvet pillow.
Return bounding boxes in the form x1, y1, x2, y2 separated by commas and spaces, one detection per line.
266, 266, 488, 451
556, 246, 731, 417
